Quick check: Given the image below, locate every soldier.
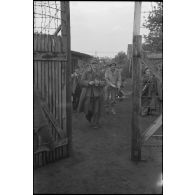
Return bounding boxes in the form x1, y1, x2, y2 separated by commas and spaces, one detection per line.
104, 63, 121, 114
77, 59, 105, 128
141, 67, 159, 116
71, 68, 82, 111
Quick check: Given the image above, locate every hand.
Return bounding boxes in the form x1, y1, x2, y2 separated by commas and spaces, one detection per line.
110, 83, 116, 88
88, 81, 94, 85
94, 79, 99, 86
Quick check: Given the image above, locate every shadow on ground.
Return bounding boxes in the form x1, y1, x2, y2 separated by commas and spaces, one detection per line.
34, 95, 162, 194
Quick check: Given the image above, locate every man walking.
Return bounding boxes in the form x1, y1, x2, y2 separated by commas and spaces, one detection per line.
71, 68, 82, 111
77, 59, 105, 128
141, 67, 159, 116
104, 63, 121, 114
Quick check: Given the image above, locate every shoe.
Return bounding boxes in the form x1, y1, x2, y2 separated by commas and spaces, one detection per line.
93, 125, 99, 129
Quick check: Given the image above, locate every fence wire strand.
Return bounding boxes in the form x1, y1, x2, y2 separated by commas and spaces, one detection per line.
34, 1, 61, 35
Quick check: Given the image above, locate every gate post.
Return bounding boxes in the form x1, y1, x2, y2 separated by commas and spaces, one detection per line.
130, 2, 142, 161
61, 1, 72, 156
131, 35, 142, 161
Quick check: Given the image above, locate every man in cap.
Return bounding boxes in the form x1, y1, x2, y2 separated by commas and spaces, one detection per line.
104, 62, 121, 114
77, 59, 106, 128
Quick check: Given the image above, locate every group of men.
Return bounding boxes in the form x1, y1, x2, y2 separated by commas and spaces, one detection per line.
71, 59, 122, 129
34, 59, 161, 151
71, 59, 162, 128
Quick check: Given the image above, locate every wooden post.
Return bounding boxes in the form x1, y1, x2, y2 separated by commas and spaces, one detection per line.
133, 2, 142, 36
131, 2, 142, 161
61, 1, 72, 156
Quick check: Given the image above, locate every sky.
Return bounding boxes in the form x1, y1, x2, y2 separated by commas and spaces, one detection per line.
70, 1, 154, 58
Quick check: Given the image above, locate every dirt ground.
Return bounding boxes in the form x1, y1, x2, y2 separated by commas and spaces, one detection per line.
34, 87, 162, 194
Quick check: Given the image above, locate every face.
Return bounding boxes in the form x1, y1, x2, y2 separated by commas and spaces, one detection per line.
145, 69, 150, 76
91, 63, 98, 72
75, 69, 79, 74
110, 65, 116, 71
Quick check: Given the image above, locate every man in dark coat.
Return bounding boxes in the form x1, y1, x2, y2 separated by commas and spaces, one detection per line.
141, 67, 159, 116
71, 68, 82, 111
77, 60, 105, 128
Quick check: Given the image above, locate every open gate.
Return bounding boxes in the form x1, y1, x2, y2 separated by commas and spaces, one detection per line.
33, 2, 72, 168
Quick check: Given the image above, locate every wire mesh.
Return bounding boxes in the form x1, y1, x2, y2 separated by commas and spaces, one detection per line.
34, 1, 61, 35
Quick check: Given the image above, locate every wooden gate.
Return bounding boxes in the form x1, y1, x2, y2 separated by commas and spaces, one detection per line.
33, 34, 71, 168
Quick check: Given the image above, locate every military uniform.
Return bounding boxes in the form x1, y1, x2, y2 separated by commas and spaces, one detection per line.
77, 68, 105, 127
104, 66, 121, 114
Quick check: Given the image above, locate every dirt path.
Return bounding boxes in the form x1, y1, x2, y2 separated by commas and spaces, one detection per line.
34, 97, 162, 194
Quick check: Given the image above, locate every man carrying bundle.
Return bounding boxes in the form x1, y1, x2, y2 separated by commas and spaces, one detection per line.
104, 63, 121, 114
77, 59, 106, 128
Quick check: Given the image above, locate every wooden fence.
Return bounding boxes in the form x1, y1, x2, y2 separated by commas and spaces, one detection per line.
33, 34, 69, 168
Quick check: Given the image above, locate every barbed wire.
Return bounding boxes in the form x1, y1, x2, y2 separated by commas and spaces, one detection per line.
34, 1, 61, 35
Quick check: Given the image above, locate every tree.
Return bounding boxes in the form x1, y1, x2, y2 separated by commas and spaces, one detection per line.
143, 2, 163, 52
113, 51, 128, 66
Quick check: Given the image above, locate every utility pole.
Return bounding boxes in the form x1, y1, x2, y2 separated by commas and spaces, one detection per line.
61, 1, 72, 156
130, 1, 142, 161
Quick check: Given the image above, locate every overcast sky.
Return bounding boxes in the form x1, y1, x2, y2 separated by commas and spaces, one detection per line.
70, 1, 154, 57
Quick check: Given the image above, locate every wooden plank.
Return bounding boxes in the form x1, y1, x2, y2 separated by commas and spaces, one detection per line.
57, 36, 61, 52
130, 35, 142, 161
41, 101, 65, 138
55, 62, 59, 127
52, 150, 55, 161
53, 36, 58, 53
42, 151, 46, 166
62, 144, 67, 157
41, 62, 44, 99
33, 58, 67, 61
46, 151, 49, 163
34, 52, 67, 61
58, 63, 62, 129
37, 34, 41, 52
55, 148, 58, 160
38, 152, 42, 167
41, 34, 45, 52
51, 35, 55, 53
52, 62, 56, 122
45, 62, 49, 105
47, 35, 51, 52
52, 62, 56, 140
58, 146, 62, 159
48, 62, 52, 113
50, 62, 54, 137
34, 34, 38, 52
33, 61, 37, 88
44, 35, 48, 52
37, 61, 42, 92
142, 115, 162, 142
59, 36, 63, 52
49, 151, 52, 162
61, 62, 66, 132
